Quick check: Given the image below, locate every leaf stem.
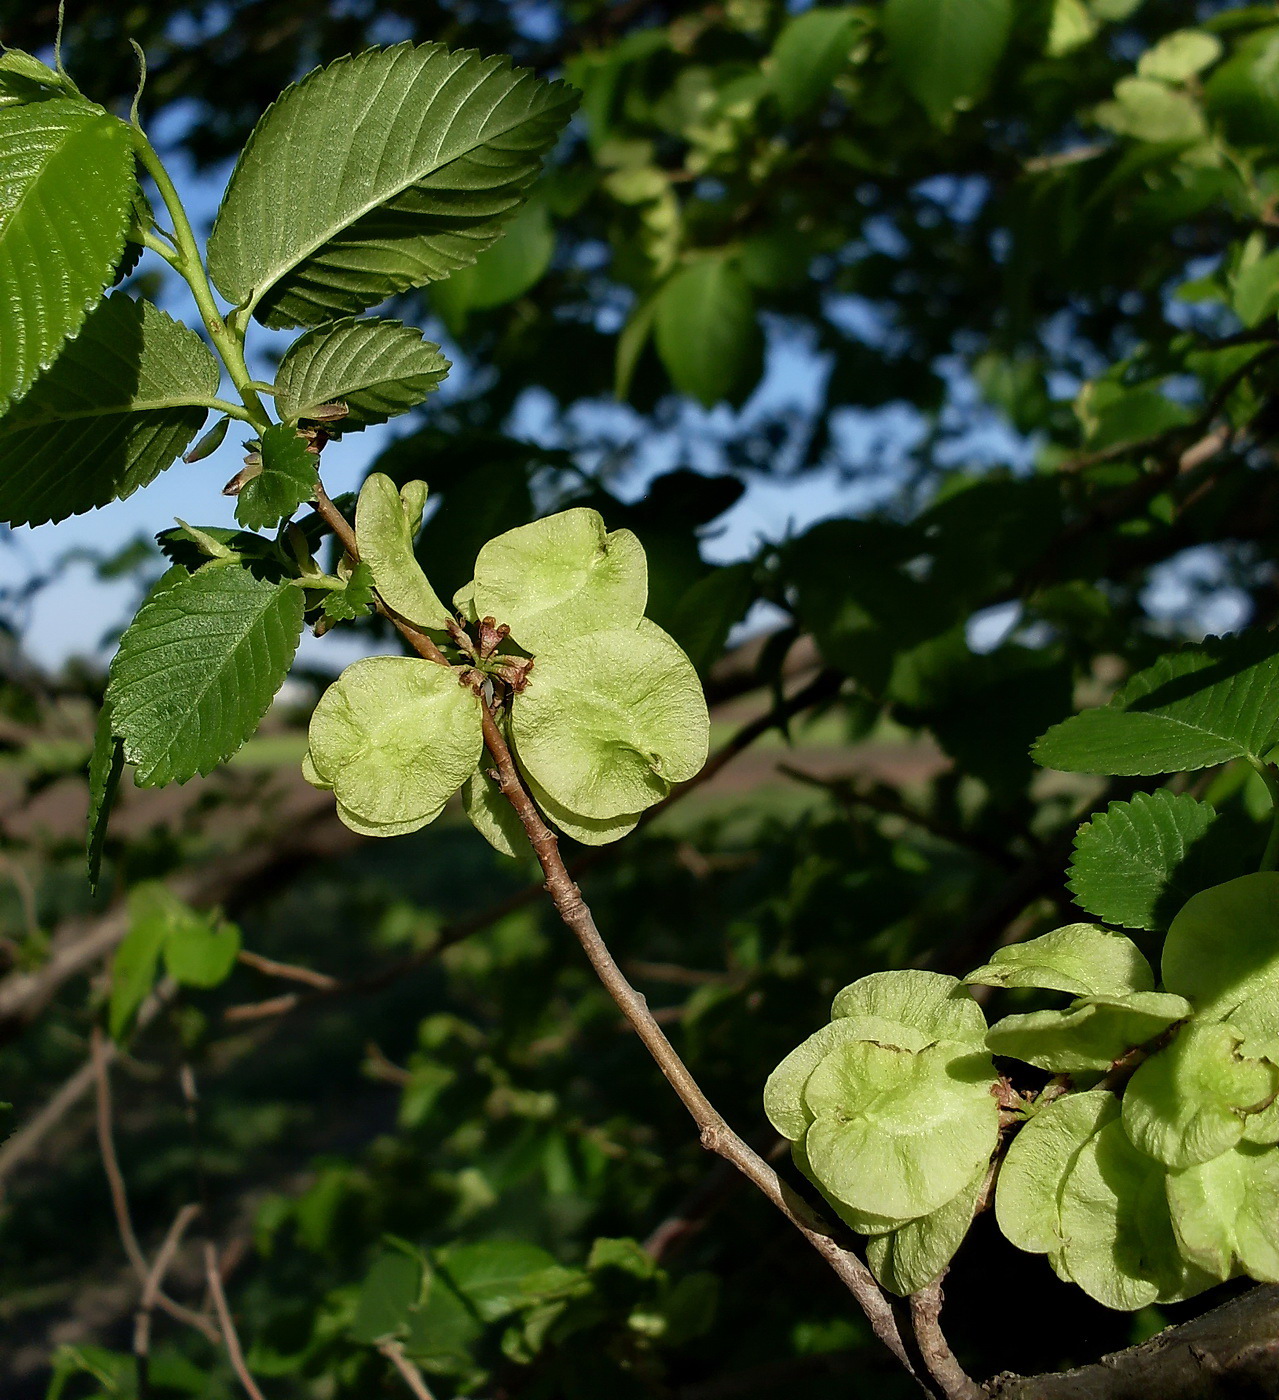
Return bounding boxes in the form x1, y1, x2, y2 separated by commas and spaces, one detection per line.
130, 130, 272, 433
1248, 757, 1279, 871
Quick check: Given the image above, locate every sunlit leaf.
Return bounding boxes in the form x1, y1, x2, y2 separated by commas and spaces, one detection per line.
831, 970, 988, 1050
354, 473, 450, 630
985, 993, 1192, 1074
965, 924, 1154, 999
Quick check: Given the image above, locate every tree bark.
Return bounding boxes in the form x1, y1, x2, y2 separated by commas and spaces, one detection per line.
987, 1285, 1279, 1399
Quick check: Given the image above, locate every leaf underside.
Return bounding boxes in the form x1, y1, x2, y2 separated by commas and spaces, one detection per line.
207, 42, 578, 328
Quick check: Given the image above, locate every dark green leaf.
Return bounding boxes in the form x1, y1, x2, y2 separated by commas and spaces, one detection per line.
0, 294, 219, 527
86, 700, 123, 893
1034, 634, 1279, 776
235, 424, 316, 530
883, 0, 1013, 125
351, 1250, 424, 1345
322, 560, 376, 621
768, 7, 865, 120
106, 563, 304, 786
654, 256, 762, 408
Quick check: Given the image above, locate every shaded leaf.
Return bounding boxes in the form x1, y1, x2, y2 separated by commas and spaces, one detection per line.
0, 294, 219, 527
654, 256, 761, 408
86, 700, 123, 893
1162, 873, 1279, 1019
768, 7, 866, 120
883, 0, 1012, 125
235, 423, 316, 530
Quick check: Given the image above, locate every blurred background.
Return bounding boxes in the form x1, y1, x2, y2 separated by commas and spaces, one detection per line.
0, 1, 1277, 1396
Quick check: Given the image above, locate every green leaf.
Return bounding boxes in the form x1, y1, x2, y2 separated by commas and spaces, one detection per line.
1122, 1021, 1278, 1167
274, 318, 450, 429
0, 49, 72, 105
441, 1241, 559, 1323
985, 993, 1192, 1074
1057, 1119, 1198, 1310
1233, 247, 1279, 328
1033, 634, 1279, 776
0, 99, 134, 415
831, 970, 989, 1051
0, 293, 220, 527
882, 0, 1013, 125
471, 507, 647, 652
765, 1015, 936, 1143
351, 1250, 423, 1345
87, 701, 123, 893
768, 7, 866, 120
1167, 1140, 1279, 1283
235, 424, 315, 530
431, 197, 555, 327
865, 1165, 984, 1296
1137, 30, 1223, 83
462, 768, 529, 859
614, 290, 658, 402
1094, 77, 1207, 144
996, 1090, 1120, 1257
163, 912, 241, 989
108, 885, 170, 1041
510, 621, 708, 820
322, 561, 376, 623
207, 43, 578, 328
355, 473, 450, 630
654, 256, 762, 409
306, 656, 483, 833
107, 563, 305, 786
1067, 792, 1222, 932
663, 563, 752, 676
1162, 873, 1279, 1019
801, 1038, 999, 1220
965, 924, 1154, 999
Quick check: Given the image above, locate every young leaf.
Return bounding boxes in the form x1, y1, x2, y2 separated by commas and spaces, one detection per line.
985, 993, 1192, 1074
654, 256, 762, 408
865, 1165, 984, 1296
207, 43, 578, 328
1067, 791, 1222, 932
768, 7, 865, 120
1033, 634, 1279, 776
1122, 1021, 1278, 1167
462, 767, 530, 859
830, 970, 989, 1051
354, 473, 450, 629
964, 924, 1154, 999
321, 560, 376, 622
306, 656, 483, 833
0, 294, 220, 527
996, 1090, 1119, 1257
235, 423, 316, 530
274, 318, 450, 429
86, 701, 124, 893
1162, 873, 1279, 1019
471, 507, 647, 652
0, 99, 134, 415
108, 892, 169, 1041
801, 1038, 999, 1220
510, 621, 708, 820
107, 563, 305, 786
882, 0, 1013, 126
163, 912, 241, 988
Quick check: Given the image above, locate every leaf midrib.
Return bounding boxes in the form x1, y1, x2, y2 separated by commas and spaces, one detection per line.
238, 67, 564, 318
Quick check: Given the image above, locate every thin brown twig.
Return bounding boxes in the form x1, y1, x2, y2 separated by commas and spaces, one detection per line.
134, 1203, 202, 1395
908, 1282, 982, 1400
236, 948, 338, 990
90, 1027, 220, 1344
204, 1241, 268, 1400
378, 1341, 439, 1399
